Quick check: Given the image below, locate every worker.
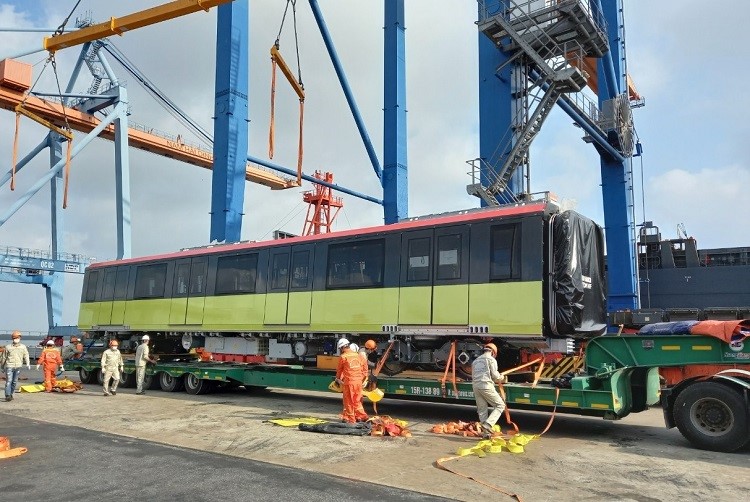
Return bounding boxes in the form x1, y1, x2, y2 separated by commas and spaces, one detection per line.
335, 338, 368, 423
360, 339, 377, 370
100, 339, 124, 397
134, 334, 157, 395
1, 331, 30, 402
471, 342, 506, 438
61, 335, 84, 361
36, 340, 64, 393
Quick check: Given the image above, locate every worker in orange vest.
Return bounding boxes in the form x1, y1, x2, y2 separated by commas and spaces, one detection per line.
36, 340, 64, 392
335, 338, 368, 423
62, 335, 84, 361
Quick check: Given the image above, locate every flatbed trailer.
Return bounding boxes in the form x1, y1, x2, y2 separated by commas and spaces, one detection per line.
64, 334, 750, 452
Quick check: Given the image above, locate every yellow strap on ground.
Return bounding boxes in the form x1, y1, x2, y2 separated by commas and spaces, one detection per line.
268, 417, 328, 427
20, 384, 45, 393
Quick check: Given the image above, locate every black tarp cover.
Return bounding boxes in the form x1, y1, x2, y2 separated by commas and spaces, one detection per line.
551, 211, 607, 336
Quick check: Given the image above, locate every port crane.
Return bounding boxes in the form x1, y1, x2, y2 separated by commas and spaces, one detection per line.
1, 0, 642, 333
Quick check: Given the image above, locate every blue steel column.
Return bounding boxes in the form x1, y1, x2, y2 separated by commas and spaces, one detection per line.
598, 0, 637, 310
113, 87, 132, 259
383, 0, 407, 223
45, 133, 64, 330
211, 0, 249, 243
478, 1, 517, 206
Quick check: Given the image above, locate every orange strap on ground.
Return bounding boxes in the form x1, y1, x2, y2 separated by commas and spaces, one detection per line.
373, 340, 395, 377
434, 456, 523, 501
62, 139, 72, 208
11, 112, 20, 191
268, 57, 277, 159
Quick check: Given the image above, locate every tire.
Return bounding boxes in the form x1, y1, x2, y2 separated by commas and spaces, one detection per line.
380, 360, 407, 376
95, 369, 104, 385
142, 373, 159, 391
79, 368, 96, 384
673, 381, 749, 452
119, 372, 136, 388
184, 373, 213, 395
159, 372, 185, 392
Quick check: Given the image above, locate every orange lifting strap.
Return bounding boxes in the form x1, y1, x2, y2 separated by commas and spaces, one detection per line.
12, 104, 74, 207
268, 44, 305, 185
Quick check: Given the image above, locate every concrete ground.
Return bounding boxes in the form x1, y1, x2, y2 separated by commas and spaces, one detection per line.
1, 370, 748, 501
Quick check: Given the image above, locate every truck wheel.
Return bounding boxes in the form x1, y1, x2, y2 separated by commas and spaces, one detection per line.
184, 373, 212, 395
159, 372, 185, 392
142, 373, 158, 391
120, 372, 136, 388
96, 369, 104, 385
79, 368, 96, 384
673, 381, 749, 452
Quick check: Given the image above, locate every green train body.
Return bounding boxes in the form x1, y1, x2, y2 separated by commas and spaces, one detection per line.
78, 200, 607, 373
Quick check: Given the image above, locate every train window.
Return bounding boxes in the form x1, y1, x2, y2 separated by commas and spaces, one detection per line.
114, 268, 129, 300
327, 239, 384, 288
189, 259, 207, 295
271, 253, 290, 290
437, 234, 462, 280
490, 224, 521, 280
85, 271, 99, 302
407, 238, 430, 281
102, 269, 116, 301
216, 254, 258, 294
173, 262, 191, 297
291, 251, 309, 288
134, 263, 168, 299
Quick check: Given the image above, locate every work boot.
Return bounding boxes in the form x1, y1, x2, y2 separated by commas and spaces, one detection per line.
135, 392, 145, 395
4, 396, 11, 402
111, 391, 117, 396
103, 392, 110, 397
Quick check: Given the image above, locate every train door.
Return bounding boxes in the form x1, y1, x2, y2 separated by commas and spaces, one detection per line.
185, 257, 207, 325
169, 258, 191, 324
432, 226, 470, 324
286, 244, 314, 324
96, 268, 117, 325
398, 229, 433, 325
110, 266, 130, 324
264, 247, 291, 324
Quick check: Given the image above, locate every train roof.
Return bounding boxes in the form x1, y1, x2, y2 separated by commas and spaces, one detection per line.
90, 201, 551, 269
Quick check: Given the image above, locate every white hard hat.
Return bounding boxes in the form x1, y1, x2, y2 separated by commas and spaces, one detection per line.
349, 343, 359, 353
46, 340, 54, 345
141, 335, 150, 341
336, 338, 350, 350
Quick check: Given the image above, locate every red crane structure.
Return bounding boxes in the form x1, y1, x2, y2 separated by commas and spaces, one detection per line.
302, 171, 343, 235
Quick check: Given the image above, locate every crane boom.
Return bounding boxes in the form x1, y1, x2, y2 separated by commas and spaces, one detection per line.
0, 84, 295, 189
43, 0, 233, 53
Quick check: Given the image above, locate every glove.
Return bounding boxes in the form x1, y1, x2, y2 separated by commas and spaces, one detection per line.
497, 374, 507, 384
60, 366, 65, 372
35, 365, 39, 370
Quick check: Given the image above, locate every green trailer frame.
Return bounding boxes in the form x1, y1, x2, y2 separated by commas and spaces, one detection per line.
64, 334, 750, 452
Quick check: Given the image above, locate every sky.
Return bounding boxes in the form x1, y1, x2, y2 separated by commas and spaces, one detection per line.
0, 0, 748, 332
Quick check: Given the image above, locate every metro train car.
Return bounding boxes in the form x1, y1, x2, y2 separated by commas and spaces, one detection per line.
78, 199, 606, 375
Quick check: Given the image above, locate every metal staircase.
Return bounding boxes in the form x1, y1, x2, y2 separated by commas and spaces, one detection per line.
469, 0, 609, 206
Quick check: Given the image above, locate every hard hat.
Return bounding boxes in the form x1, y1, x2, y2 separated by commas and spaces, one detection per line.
484, 343, 498, 357
11, 330, 21, 339
141, 335, 150, 341
350, 343, 359, 353
336, 338, 350, 350
364, 339, 377, 350
46, 340, 55, 345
